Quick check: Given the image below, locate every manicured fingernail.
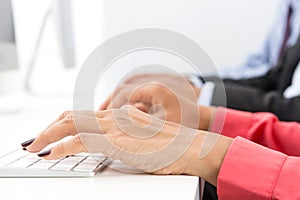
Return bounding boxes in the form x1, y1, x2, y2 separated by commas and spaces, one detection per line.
38, 149, 51, 157
22, 147, 27, 151
21, 138, 35, 147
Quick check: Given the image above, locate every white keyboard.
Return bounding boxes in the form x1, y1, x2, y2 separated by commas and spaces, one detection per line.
0, 149, 110, 177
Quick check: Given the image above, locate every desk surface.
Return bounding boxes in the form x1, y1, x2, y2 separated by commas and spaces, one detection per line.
0, 167, 199, 200
0, 95, 199, 200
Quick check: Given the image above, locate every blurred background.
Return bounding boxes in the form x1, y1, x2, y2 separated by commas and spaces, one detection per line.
0, 0, 280, 147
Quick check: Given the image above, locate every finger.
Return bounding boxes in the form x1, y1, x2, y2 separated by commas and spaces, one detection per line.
124, 74, 173, 85
124, 74, 168, 85
43, 110, 96, 129
101, 82, 154, 111
27, 110, 117, 153
132, 102, 151, 113
108, 88, 131, 109
21, 111, 86, 149
78, 133, 120, 160
124, 74, 152, 84
26, 111, 97, 152
99, 94, 112, 110
100, 85, 130, 110
128, 84, 157, 106
42, 110, 73, 132
26, 115, 78, 153
39, 134, 86, 160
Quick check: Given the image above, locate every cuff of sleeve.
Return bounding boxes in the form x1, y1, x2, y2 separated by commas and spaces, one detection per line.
187, 74, 215, 106
273, 155, 300, 198
217, 137, 287, 199
187, 74, 204, 88
198, 82, 215, 106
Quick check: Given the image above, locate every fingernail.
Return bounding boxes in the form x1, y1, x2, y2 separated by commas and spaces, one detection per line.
21, 138, 35, 147
38, 149, 51, 157
22, 147, 27, 151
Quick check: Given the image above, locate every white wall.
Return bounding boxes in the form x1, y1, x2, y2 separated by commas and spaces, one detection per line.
12, 0, 281, 94
98, 0, 281, 69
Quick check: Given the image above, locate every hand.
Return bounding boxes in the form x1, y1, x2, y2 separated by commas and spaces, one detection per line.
123, 73, 201, 97
23, 106, 232, 185
100, 73, 210, 130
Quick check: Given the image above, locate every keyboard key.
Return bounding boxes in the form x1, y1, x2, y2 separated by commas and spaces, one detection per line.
62, 155, 86, 163
24, 153, 40, 160
73, 157, 107, 172
51, 162, 78, 171
0, 149, 28, 158
0, 150, 29, 167
30, 160, 57, 169
86, 155, 107, 162
7, 158, 37, 168
73, 163, 100, 172
0, 149, 109, 177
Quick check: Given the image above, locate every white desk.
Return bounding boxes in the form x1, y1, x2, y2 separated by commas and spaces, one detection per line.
0, 168, 199, 200
0, 95, 199, 200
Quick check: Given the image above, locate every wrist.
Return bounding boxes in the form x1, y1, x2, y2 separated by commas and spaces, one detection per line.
186, 130, 233, 186
198, 106, 214, 130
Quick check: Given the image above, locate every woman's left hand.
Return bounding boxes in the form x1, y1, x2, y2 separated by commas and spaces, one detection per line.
23, 106, 232, 185
24, 106, 200, 174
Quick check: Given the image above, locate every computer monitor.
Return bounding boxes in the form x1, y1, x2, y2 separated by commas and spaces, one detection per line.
0, 0, 18, 71
53, 0, 76, 68
23, 0, 76, 93
0, 0, 75, 112
0, 0, 20, 97
0, 0, 21, 113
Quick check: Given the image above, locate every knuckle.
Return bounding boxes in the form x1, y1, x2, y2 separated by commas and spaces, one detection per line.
56, 142, 65, 155
110, 135, 124, 149
64, 113, 75, 124
38, 129, 52, 142
98, 109, 112, 119
120, 104, 135, 112
73, 135, 85, 151
63, 114, 76, 135
60, 111, 72, 119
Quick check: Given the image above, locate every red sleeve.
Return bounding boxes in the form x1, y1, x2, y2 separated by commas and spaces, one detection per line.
217, 137, 300, 199
210, 107, 300, 156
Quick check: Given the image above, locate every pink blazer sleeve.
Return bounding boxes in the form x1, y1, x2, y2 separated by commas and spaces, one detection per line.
210, 107, 300, 199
